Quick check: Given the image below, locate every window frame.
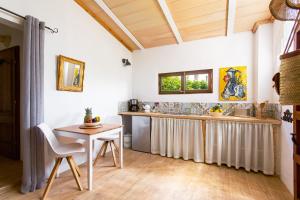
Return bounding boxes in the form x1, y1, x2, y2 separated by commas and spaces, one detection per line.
184, 69, 213, 94
158, 72, 184, 94
158, 69, 213, 95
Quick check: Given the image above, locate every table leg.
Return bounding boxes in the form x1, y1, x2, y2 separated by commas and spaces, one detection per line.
87, 138, 93, 191
119, 128, 123, 168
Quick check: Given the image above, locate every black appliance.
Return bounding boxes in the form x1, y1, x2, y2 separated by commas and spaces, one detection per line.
128, 99, 139, 112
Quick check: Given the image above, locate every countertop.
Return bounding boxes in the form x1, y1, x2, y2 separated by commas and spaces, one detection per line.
119, 112, 281, 125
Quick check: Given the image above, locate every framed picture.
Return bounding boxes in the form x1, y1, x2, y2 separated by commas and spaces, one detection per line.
219, 66, 247, 101
57, 55, 85, 92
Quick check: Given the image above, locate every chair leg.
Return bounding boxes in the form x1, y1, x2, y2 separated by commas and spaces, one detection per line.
93, 141, 106, 166
66, 156, 83, 191
69, 156, 81, 177
112, 140, 119, 154
102, 141, 108, 157
109, 141, 118, 167
42, 157, 63, 200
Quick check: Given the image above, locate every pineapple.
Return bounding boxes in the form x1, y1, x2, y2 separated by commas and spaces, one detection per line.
84, 108, 93, 123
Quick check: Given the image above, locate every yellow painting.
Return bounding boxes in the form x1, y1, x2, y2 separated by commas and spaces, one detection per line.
219, 66, 247, 101
72, 67, 80, 86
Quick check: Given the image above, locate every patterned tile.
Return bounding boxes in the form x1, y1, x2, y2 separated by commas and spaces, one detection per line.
118, 101, 281, 119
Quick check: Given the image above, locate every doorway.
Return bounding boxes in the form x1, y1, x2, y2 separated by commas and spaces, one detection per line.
0, 46, 20, 159
0, 23, 22, 195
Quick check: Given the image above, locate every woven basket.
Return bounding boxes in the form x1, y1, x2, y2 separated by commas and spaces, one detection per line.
270, 0, 300, 21
280, 49, 300, 104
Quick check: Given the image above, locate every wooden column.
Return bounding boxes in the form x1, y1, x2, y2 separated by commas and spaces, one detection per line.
294, 106, 300, 200
295, 31, 300, 200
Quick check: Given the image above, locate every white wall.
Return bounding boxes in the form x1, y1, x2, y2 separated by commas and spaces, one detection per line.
132, 32, 254, 103
254, 21, 294, 195
0, 0, 132, 174
253, 24, 274, 103
280, 105, 294, 194
272, 21, 295, 195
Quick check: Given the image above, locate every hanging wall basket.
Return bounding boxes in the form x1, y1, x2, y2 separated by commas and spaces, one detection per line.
270, 0, 300, 104
280, 50, 300, 104
286, 0, 300, 9
270, 0, 300, 21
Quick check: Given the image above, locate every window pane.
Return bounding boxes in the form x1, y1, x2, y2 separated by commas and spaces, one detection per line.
161, 76, 182, 92
185, 73, 208, 90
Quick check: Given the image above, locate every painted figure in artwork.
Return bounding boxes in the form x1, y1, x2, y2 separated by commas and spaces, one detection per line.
221, 67, 246, 100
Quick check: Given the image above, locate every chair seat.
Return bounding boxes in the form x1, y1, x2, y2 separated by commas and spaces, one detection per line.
98, 133, 119, 141
55, 142, 85, 157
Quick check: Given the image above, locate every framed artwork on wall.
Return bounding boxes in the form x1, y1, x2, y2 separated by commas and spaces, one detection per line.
219, 66, 247, 101
57, 55, 85, 92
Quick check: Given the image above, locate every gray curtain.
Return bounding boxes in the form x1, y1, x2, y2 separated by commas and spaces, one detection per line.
20, 16, 45, 193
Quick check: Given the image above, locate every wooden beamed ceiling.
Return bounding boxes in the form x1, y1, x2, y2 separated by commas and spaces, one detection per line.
103, 0, 177, 48
75, 0, 272, 51
75, 0, 140, 51
235, 0, 272, 32
166, 0, 228, 42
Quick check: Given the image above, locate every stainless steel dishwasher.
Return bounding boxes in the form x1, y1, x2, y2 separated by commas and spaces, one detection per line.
132, 116, 151, 153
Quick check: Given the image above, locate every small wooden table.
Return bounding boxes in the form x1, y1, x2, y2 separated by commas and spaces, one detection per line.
54, 124, 123, 191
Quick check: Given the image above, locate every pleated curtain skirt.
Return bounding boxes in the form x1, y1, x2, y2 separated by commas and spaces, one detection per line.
205, 120, 274, 175
151, 117, 275, 175
151, 117, 204, 163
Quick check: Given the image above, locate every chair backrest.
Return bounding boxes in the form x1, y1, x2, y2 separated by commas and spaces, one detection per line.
37, 123, 61, 154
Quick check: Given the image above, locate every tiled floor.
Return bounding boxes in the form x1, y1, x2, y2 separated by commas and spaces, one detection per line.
1, 150, 293, 200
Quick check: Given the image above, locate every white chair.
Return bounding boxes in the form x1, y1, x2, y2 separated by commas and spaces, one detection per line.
93, 116, 122, 167
37, 123, 85, 200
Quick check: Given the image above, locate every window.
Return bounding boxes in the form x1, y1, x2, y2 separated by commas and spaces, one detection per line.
158, 69, 213, 94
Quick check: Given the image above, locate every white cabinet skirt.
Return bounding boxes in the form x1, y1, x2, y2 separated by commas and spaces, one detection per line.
151, 117, 204, 162
205, 120, 274, 175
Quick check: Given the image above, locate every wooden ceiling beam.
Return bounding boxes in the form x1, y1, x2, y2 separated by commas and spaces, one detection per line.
252, 17, 275, 33
157, 0, 183, 44
94, 0, 144, 50
226, 0, 236, 36
75, 0, 139, 51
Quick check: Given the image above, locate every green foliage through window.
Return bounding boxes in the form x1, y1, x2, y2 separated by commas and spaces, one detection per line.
161, 76, 181, 91
185, 80, 208, 90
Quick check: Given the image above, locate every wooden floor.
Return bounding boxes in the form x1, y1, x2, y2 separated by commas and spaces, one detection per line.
0, 156, 22, 196
1, 150, 293, 200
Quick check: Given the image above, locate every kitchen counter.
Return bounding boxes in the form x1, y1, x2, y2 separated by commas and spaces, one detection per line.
119, 112, 281, 125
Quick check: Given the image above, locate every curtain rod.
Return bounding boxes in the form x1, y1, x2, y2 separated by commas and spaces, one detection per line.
0, 6, 58, 33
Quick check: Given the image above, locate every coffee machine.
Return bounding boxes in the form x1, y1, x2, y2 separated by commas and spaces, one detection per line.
128, 99, 139, 112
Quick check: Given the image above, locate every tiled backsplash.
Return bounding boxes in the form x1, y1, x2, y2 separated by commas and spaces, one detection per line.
118, 101, 282, 120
